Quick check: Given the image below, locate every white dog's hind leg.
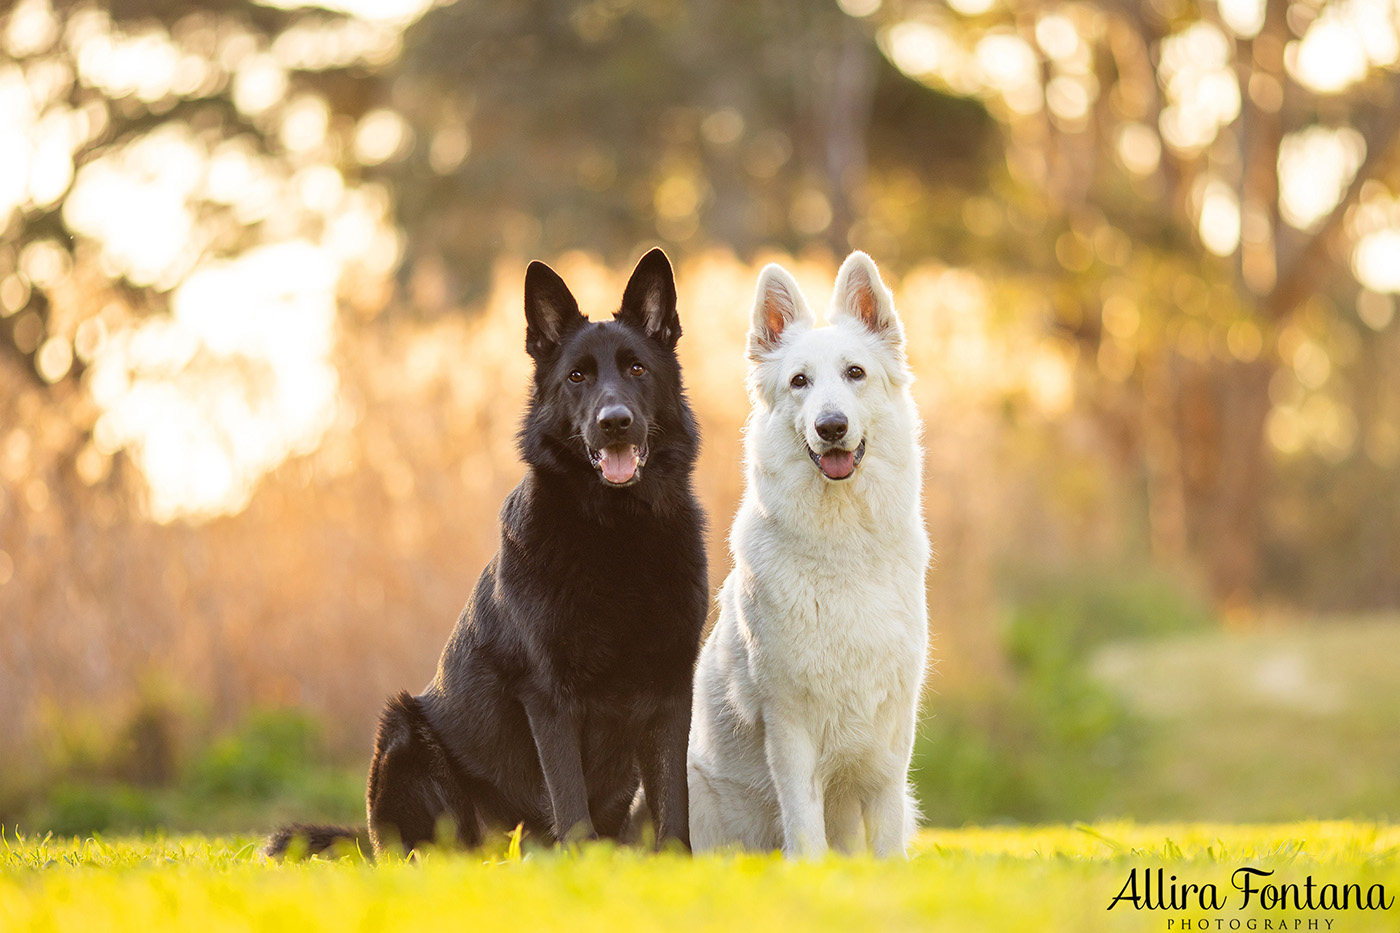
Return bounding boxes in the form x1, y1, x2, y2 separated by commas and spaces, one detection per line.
824, 792, 863, 854
687, 762, 724, 853
764, 718, 827, 858
864, 778, 912, 858
689, 761, 783, 852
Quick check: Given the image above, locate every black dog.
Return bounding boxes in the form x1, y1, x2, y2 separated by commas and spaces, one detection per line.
268, 249, 707, 856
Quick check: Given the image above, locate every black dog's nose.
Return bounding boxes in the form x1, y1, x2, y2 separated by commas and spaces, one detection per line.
815, 413, 848, 442
597, 405, 634, 437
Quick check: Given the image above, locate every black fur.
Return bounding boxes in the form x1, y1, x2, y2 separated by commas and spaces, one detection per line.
265, 822, 367, 857
267, 249, 707, 858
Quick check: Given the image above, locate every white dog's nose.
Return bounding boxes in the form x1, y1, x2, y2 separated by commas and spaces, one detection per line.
815, 413, 848, 442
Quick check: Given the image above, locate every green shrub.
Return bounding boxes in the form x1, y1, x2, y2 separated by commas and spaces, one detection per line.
1001, 562, 1214, 672
36, 782, 162, 836
10, 707, 364, 836
184, 709, 323, 801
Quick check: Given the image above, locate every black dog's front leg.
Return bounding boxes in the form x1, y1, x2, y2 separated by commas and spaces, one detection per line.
524, 697, 596, 842
638, 689, 693, 848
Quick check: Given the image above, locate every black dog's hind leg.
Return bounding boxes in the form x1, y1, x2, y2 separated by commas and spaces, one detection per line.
638, 689, 693, 848
366, 692, 481, 855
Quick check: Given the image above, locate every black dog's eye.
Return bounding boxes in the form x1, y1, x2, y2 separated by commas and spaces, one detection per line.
629, 362, 646, 377
790, 373, 808, 389
568, 370, 585, 384
846, 365, 866, 381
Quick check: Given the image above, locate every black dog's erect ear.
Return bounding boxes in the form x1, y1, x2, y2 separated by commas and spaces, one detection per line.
524, 261, 586, 360
616, 247, 681, 350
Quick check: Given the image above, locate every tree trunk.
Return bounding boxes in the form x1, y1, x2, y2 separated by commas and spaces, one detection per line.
821, 17, 876, 252
1175, 354, 1275, 611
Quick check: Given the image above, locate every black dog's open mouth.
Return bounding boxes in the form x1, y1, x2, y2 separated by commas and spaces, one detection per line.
808, 438, 865, 481
588, 443, 649, 486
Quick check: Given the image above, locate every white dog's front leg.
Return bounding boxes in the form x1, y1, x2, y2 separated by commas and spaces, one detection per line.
763, 717, 826, 858
864, 778, 911, 858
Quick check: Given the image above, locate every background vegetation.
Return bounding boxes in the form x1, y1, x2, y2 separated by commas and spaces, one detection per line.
2, 0, 1399, 837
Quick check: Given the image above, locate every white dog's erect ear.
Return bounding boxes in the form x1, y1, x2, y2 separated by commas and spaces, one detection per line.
831, 251, 903, 349
748, 264, 813, 360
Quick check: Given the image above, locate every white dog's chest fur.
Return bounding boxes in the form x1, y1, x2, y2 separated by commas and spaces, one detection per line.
716, 474, 928, 771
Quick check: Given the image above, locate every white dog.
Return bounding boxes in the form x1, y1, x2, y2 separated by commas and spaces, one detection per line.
687, 251, 929, 858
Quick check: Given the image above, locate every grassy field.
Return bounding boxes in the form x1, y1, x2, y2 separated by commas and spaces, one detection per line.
3, 823, 1398, 932
1093, 618, 1400, 822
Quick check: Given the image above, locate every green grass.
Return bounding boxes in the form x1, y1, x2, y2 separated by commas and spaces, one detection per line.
3, 823, 1398, 932
1093, 617, 1400, 822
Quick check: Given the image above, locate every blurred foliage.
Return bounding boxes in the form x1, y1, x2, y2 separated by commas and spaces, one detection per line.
4, 704, 363, 837
384, 0, 997, 303
912, 570, 1400, 826
998, 562, 1215, 666
851, 0, 1400, 608
185, 709, 322, 800
912, 562, 1210, 825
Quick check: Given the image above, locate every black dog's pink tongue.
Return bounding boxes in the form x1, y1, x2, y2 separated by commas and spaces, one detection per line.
600, 445, 640, 484
819, 449, 855, 479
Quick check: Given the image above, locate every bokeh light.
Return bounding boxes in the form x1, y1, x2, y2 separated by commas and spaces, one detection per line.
1278, 126, 1365, 231
1157, 23, 1239, 155
1197, 178, 1241, 257
1289, 0, 1397, 94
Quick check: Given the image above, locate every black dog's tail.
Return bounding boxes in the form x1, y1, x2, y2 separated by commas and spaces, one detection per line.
264, 822, 369, 859
266, 691, 504, 859
265, 691, 472, 860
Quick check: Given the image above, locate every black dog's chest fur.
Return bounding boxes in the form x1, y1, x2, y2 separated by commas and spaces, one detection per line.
430, 472, 706, 710
498, 475, 704, 685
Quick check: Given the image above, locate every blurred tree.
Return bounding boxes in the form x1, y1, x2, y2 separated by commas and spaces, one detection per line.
0, 0, 395, 376
0, 0, 409, 517
5, 0, 1397, 612
860, 0, 1400, 608
1, 0, 994, 508
383, 0, 996, 308
0, 0, 420, 762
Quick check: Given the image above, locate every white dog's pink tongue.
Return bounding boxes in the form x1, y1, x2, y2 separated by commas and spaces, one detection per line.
819, 449, 855, 479
600, 445, 640, 484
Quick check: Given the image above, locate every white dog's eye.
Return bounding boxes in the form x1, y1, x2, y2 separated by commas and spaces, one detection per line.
790, 373, 808, 389
846, 365, 866, 381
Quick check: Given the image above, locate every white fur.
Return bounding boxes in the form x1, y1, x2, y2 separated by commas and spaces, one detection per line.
688, 252, 930, 859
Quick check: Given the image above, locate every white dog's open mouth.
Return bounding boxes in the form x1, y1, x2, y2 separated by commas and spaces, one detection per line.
808, 438, 865, 480
589, 443, 649, 486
